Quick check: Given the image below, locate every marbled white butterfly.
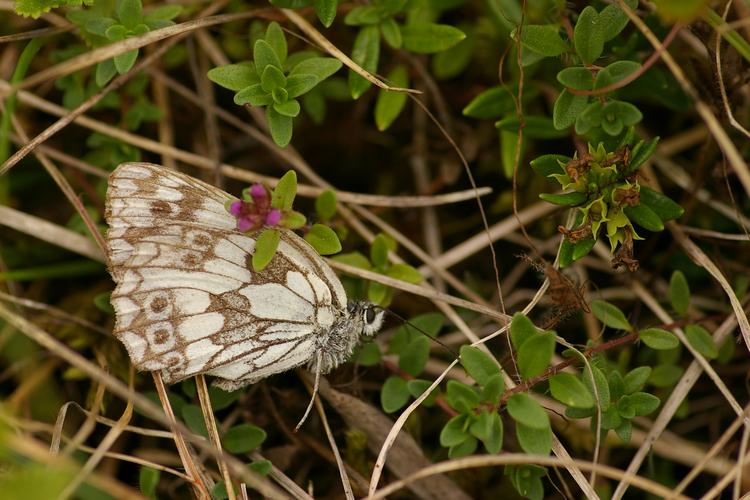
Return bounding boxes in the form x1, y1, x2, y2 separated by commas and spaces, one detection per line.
105, 163, 384, 400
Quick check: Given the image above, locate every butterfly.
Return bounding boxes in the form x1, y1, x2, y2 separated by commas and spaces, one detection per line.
105, 162, 384, 409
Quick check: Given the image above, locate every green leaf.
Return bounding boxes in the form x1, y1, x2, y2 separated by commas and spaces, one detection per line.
481, 374, 505, 404
369, 282, 389, 305
399, 336, 430, 376
531, 154, 569, 179
385, 263, 422, 283
572, 238, 595, 260
583, 366, 611, 410
627, 137, 659, 174
315, 190, 337, 221
375, 65, 409, 131
470, 411, 503, 454
266, 106, 294, 146
273, 99, 301, 117
118, 0, 143, 29
264, 23, 287, 65
286, 74, 318, 98
333, 251, 371, 270
105, 24, 128, 41
495, 115, 569, 139
390, 313, 444, 354
557, 67, 594, 90
305, 224, 342, 255
516, 421, 552, 455
669, 270, 691, 315
254, 39, 283, 73
462, 86, 516, 119
685, 324, 718, 359
401, 22, 465, 53
289, 57, 342, 89
639, 187, 684, 221
460, 345, 500, 386
628, 392, 660, 416
539, 191, 587, 206
574, 6, 604, 65
549, 373, 594, 408
600, 405, 622, 429
181, 404, 208, 437
440, 414, 470, 447
599, 0, 637, 42
640, 328, 679, 350
114, 49, 138, 74
380, 17, 402, 48
249, 459, 272, 475
370, 233, 391, 267
280, 210, 306, 229
145, 5, 182, 23
438, 430, 472, 457
139, 467, 160, 498
222, 424, 267, 453
649, 364, 683, 388
575, 101, 602, 134
498, 130, 515, 179
407, 379, 439, 406
516, 24, 568, 57
591, 300, 632, 330
344, 6, 385, 26
445, 380, 480, 413
252, 229, 281, 271
209, 386, 242, 411
234, 84, 272, 106
553, 89, 589, 130
510, 312, 539, 350
355, 341, 381, 366
271, 171, 297, 210
507, 393, 549, 429
594, 60, 640, 90
624, 203, 664, 232
86, 17, 117, 37
94, 291, 115, 315
381, 376, 410, 412
605, 373, 623, 407
623, 366, 651, 394
615, 419, 633, 442
349, 25, 380, 99
15, 0, 84, 18
313, 0, 337, 27
261, 64, 287, 92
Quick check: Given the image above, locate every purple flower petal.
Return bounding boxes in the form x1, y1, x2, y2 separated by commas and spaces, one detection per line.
229, 200, 243, 216
237, 217, 253, 232
265, 209, 282, 226
250, 183, 267, 200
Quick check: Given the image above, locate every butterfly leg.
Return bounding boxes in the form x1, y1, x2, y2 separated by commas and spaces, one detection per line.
295, 350, 323, 432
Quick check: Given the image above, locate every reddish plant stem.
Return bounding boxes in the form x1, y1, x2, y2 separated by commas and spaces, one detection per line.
498, 332, 639, 407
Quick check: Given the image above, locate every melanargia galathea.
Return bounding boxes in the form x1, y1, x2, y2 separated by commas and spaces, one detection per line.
105, 162, 384, 393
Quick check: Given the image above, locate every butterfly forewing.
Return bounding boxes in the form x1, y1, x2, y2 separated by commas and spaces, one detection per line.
105, 162, 348, 387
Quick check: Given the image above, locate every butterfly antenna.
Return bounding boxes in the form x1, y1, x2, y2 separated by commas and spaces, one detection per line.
380, 308, 459, 360
295, 351, 322, 432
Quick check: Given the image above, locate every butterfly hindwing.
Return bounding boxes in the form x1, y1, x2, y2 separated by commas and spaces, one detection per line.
105, 162, 347, 385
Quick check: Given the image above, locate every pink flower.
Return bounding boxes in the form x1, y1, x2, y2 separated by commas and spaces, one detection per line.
265, 209, 281, 226
229, 200, 243, 216
228, 184, 281, 233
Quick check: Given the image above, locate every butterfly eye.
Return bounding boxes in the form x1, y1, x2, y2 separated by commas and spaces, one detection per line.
364, 307, 376, 324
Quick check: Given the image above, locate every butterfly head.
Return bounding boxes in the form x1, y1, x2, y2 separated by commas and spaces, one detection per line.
347, 301, 385, 337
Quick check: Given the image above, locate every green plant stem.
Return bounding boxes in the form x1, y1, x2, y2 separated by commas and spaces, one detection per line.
704, 8, 750, 63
